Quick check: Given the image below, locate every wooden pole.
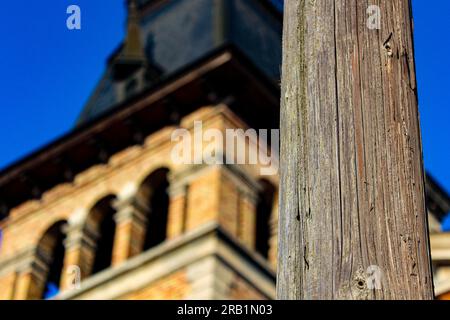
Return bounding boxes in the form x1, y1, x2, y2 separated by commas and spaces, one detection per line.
277, 0, 434, 299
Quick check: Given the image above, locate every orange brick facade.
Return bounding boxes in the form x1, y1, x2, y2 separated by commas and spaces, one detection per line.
0, 106, 278, 300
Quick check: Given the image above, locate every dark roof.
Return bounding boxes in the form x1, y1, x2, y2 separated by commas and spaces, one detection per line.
77, 0, 282, 126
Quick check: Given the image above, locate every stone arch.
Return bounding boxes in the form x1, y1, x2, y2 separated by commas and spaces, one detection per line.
136, 167, 171, 251
35, 220, 68, 299
134, 161, 175, 190
85, 194, 118, 275
82, 188, 119, 216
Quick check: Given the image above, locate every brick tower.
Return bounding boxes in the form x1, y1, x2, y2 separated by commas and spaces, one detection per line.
0, 0, 282, 300
0, 0, 449, 300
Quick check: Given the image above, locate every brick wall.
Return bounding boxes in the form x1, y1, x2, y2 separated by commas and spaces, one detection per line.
0, 105, 278, 300
121, 270, 190, 300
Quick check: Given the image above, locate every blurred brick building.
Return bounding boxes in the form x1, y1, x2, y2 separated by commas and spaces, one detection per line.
0, 0, 449, 300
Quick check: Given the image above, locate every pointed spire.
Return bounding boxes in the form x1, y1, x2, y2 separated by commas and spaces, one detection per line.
121, 0, 145, 61
112, 0, 146, 81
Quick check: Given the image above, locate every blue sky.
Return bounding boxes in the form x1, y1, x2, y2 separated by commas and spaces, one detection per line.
0, 0, 126, 169
0, 1, 448, 210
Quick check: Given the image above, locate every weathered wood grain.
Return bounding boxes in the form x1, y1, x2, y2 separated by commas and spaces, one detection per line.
277, 0, 434, 300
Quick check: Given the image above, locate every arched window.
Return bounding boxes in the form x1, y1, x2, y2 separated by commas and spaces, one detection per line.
87, 195, 117, 275
255, 180, 275, 259
36, 221, 67, 299
137, 168, 170, 251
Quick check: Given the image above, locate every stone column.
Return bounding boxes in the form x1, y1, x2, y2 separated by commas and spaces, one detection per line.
238, 189, 258, 250
111, 196, 148, 266
60, 221, 97, 290
14, 248, 47, 300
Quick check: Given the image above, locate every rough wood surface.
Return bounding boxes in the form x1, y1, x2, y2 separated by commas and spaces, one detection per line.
277, 0, 434, 300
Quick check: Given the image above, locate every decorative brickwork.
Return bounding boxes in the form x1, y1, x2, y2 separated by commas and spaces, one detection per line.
0, 106, 278, 300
